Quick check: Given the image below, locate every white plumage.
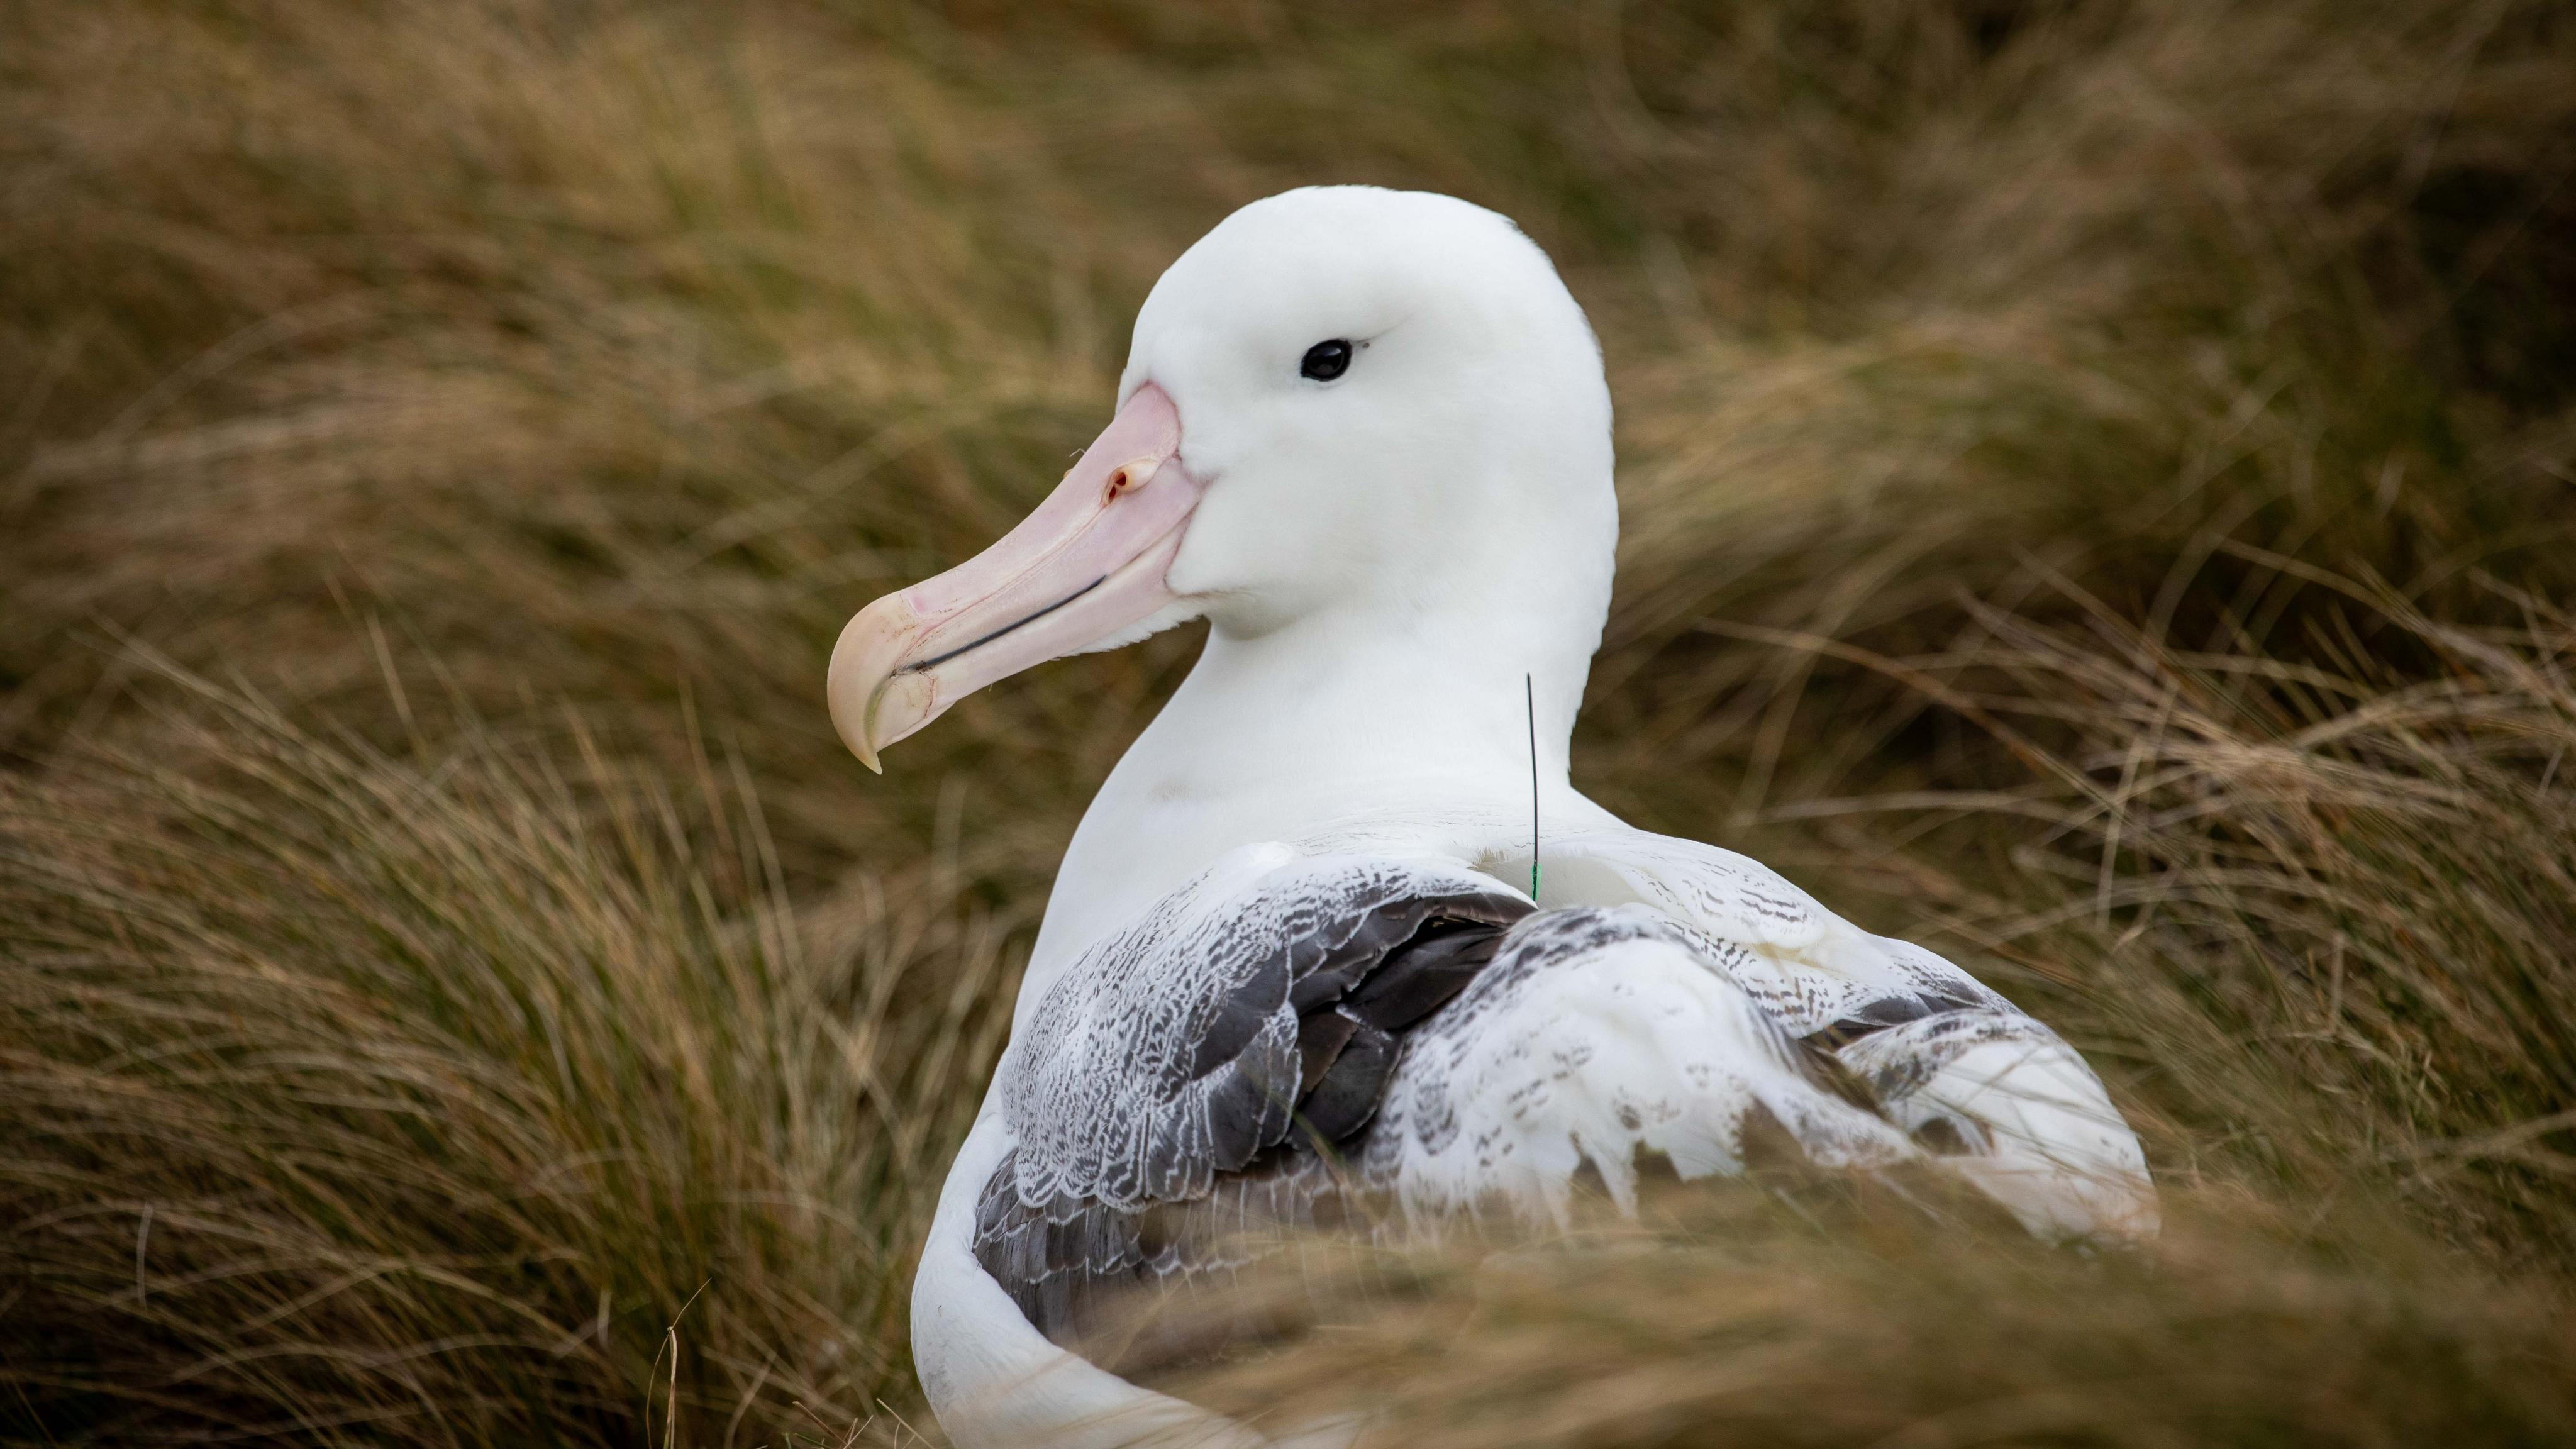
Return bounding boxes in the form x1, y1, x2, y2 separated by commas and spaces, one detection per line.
826, 186, 2156, 1448
1370, 904, 1914, 1223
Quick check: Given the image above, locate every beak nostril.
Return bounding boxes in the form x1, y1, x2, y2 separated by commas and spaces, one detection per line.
1103, 453, 1168, 503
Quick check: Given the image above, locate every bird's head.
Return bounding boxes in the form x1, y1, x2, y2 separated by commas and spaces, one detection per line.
828, 186, 1615, 770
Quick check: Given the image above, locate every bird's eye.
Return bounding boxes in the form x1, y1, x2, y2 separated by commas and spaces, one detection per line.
1299, 339, 1354, 382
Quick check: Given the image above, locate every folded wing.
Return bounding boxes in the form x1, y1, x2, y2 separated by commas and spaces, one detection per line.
976, 835, 2157, 1367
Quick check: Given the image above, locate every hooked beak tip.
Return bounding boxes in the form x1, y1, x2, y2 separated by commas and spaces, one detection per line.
828, 593, 921, 772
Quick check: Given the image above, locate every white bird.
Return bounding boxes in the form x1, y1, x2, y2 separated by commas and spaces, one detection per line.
828, 186, 2155, 1448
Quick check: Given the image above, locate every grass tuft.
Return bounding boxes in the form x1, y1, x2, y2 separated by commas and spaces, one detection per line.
3, 666, 1008, 1445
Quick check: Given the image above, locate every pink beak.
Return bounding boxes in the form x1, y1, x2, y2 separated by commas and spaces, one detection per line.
827, 383, 1199, 771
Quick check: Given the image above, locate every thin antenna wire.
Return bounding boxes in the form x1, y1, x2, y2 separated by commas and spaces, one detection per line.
1526, 673, 1541, 901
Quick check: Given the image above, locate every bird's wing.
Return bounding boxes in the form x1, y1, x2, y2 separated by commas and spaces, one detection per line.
977, 843, 1530, 1362
980, 830, 2154, 1370
1537, 827, 2157, 1238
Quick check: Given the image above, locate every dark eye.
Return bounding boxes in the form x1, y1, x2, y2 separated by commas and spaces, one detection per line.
1299, 338, 1354, 382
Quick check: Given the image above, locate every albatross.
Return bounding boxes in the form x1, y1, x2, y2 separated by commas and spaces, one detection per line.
828, 186, 2155, 1448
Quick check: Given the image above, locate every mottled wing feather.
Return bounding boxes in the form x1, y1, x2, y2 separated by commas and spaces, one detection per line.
977, 845, 1530, 1347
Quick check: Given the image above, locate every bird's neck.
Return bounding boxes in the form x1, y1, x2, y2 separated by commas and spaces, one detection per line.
1151, 608, 1589, 808
1032, 592, 1605, 970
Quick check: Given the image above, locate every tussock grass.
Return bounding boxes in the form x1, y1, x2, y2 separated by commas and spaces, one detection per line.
4, 1, 2574, 1443
1165, 1185, 2576, 1448
3, 667, 1006, 1444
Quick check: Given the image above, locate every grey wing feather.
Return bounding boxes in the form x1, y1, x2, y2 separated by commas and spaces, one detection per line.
975, 845, 1530, 1350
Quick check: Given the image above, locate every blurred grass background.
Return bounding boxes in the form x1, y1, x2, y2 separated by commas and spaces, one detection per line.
4, 1, 2575, 1443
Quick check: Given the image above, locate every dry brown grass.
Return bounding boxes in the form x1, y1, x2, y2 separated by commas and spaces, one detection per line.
5, 1, 2575, 1444
3, 665, 1012, 1443
1165, 1182, 2576, 1447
